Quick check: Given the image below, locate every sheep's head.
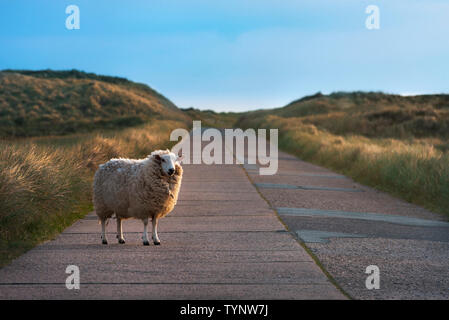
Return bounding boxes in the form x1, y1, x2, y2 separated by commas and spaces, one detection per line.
152, 150, 183, 177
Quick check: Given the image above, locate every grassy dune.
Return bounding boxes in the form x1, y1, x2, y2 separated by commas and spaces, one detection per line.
236, 92, 449, 218
0, 120, 187, 267
0, 70, 189, 137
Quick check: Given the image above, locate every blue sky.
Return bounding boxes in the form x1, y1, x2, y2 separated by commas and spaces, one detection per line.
0, 0, 448, 111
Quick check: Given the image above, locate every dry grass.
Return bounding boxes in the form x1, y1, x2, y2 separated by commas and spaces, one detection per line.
0, 120, 187, 267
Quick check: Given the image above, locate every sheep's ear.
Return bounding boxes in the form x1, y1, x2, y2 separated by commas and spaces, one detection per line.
154, 154, 161, 163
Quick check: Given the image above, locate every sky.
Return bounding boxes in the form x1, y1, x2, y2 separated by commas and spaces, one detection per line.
0, 0, 448, 112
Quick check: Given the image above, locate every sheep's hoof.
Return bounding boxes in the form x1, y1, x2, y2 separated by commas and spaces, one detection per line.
143, 241, 150, 246
153, 241, 161, 245
118, 239, 125, 244
102, 239, 108, 245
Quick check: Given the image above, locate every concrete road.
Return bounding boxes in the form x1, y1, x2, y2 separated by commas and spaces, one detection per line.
246, 151, 449, 299
0, 134, 344, 299
3, 128, 446, 300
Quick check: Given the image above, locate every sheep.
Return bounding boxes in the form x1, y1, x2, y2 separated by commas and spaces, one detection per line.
93, 149, 183, 246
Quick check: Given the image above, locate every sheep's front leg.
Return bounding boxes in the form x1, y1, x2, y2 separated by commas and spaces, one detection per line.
152, 217, 160, 245
142, 218, 150, 246
116, 218, 125, 244
101, 218, 108, 245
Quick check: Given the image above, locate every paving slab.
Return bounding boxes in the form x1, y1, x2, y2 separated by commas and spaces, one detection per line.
4, 248, 314, 266
296, 230, 367, 244
261, 188, 445, 220
277, 207, 449, 228
177, 191, 263, 201
178, 181, 258, 192
282, 216, 449, 243
171, 202, 273, 217
0, 283, 342, 300
28, 231, 304, 252
255, 183, 363, 193
250, 173, 358, 189
1, 258, 328, 285
64, 213, 285, 233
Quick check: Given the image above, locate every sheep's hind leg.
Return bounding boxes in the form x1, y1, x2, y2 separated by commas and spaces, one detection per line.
142, 218, 150, 246
101, 218, 108, 245
116, 217, 125, 244
152, 217, 161, 245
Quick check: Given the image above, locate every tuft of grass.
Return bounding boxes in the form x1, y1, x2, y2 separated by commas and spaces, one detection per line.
0, 120, 187, 267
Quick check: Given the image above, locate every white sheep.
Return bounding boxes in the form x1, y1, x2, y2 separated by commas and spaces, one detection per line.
93, 149, 183, 245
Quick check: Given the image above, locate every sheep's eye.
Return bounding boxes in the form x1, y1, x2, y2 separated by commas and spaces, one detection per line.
162, 159, 165, 162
